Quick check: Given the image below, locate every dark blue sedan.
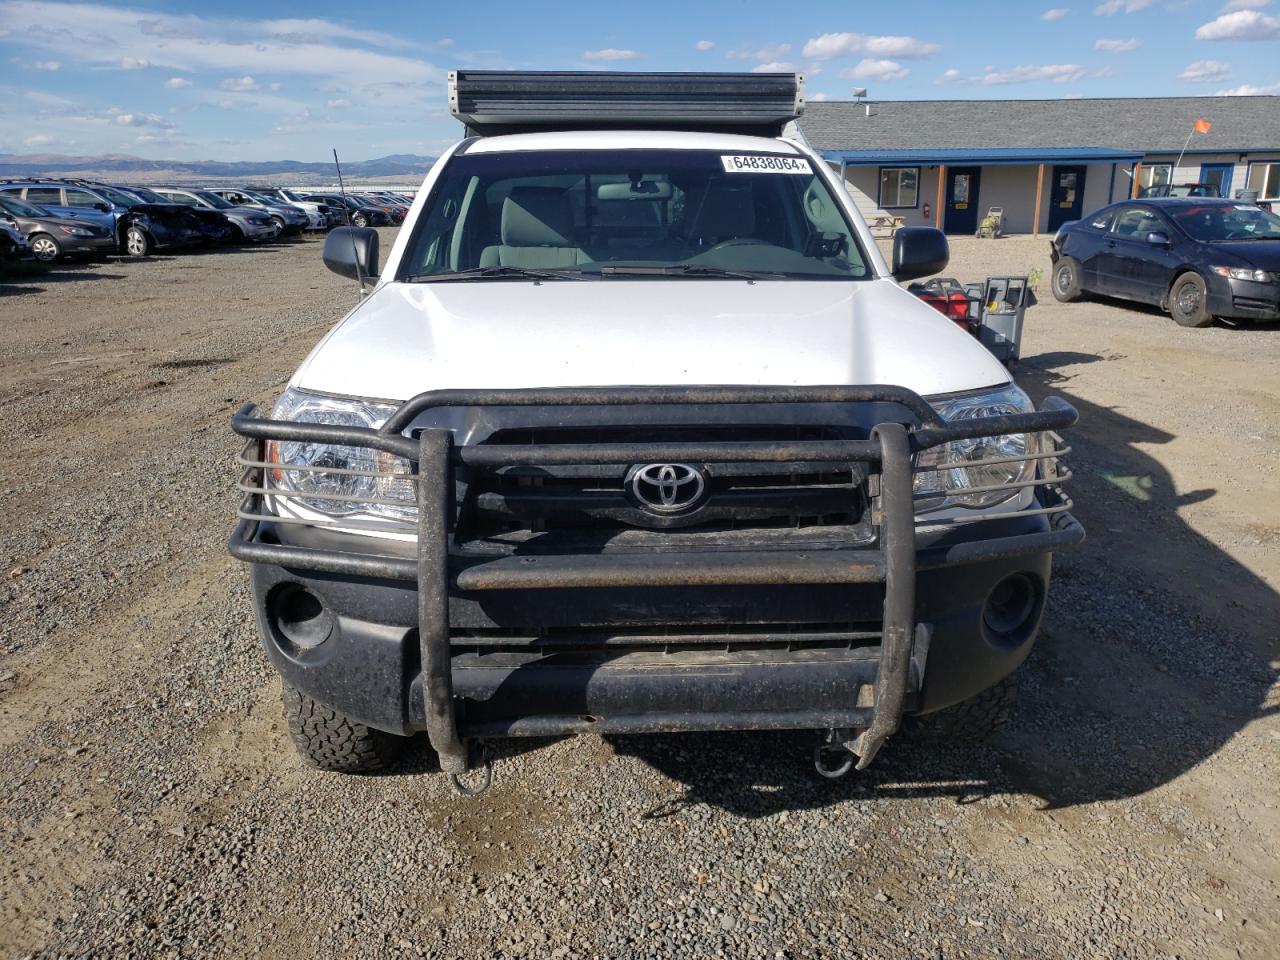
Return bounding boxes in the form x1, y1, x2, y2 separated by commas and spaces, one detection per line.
1050, 198, 1280, 327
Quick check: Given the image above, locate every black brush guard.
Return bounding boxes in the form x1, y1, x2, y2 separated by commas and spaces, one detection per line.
229, 386, 1082, 775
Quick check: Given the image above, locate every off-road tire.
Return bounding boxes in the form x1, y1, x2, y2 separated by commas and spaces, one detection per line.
1168, 272, 1213, 328
910, 673, 1018, 741
1051, 255, 1083, 302
281, 682, 404, 773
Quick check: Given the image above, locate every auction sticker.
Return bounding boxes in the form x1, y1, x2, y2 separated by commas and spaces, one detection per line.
720, 155, 810, 174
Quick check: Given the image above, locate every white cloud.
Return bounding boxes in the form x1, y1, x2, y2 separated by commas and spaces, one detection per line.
1095, 37, 1140, 50
582, 48, 641, 61
939, 63, 1087, 85
164, 76, 191, 89
118, 56, 149, 69
269, 82, 280, 91
808, 92, 832, 101
220, 75, 259, 92
110, 109, 173, 128
1042, 8, 1070, 19
1179, 59, 1231, 81
752, 61, 797, 73
26, 59, 60, 70
840, 58, 910, 81
24, 133, 53, 146
1223, 0, 1270, 10
802, 32, 941, 60
726, 43, 791, 61
1195, 9, 1280, 38
1094, 0, 1151, 13
326, 98, 351, 108
695, 40, 715, 51
436, 37, 454, 47
1215, 80, 1280, 94
0, 2, 440, 86
1062, 92, 1084, 98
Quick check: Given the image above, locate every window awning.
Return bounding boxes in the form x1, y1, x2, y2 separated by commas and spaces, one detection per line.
822, 147, 1145, 167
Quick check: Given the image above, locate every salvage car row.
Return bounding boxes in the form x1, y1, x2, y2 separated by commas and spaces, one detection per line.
0, 177, 415, 269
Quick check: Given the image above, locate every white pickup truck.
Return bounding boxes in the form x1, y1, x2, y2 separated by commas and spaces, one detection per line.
230, 72, 1081, 793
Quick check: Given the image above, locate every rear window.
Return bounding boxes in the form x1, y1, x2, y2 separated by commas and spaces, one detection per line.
26, 187, 62, 205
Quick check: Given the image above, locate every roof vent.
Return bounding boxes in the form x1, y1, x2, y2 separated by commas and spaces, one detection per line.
448, 70, 805, 138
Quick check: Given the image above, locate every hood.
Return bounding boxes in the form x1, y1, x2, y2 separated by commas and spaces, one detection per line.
294, 278, 1011, 403
1224, 241, 1280, 270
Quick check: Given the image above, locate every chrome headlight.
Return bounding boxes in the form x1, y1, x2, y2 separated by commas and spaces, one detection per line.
913, 383, 1038, 512
266, 388, 415, 522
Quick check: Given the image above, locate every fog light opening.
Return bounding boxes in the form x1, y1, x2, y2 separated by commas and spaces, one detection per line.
982, 574, 1041, 648
272, 584, 334, 651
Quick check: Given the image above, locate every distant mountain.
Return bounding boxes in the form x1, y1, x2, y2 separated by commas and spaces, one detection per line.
0, 152, 436, 185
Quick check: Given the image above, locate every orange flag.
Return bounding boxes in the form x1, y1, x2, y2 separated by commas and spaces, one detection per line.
1194, 118, 1212, 134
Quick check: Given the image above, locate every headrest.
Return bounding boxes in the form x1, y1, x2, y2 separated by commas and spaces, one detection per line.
687, 184, 756, 243
501, 187, 575, 247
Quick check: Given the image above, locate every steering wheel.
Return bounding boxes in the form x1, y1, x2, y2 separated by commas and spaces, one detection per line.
703, 237, 769, 254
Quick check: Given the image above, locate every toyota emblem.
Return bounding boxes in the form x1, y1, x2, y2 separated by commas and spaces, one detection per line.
627, 463, 708, 513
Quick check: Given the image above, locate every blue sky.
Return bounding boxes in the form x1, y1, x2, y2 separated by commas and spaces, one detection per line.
2, 0, 1278, 161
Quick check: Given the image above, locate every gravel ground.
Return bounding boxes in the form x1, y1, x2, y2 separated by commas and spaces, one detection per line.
1, 233, 1277, 959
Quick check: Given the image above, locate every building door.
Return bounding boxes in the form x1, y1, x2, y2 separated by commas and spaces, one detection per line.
943, 167, 981, 235
1199, 163, 1233, 198
1048, 166, 1087, 232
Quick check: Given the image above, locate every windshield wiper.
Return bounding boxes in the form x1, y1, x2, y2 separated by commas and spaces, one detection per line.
405, 266, 590, 283
600, 264, 789, 280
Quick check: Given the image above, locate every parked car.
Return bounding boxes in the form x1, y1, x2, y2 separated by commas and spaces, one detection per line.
247, 188, 335, 230
152, 188, 279, 242
0, 194, 116, 261
229, 70, 1082, 788
0, 218, 33, 272
210, 189, 311, 235
111, 183, 236, 244
1138, 183, 1221, 199
352, 192, 407, 224
0, 180, 121, 238
301, 193, 391, 228
1051, 197, 1280, 326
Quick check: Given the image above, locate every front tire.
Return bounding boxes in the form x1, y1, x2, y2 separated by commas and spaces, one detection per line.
1051, 255, 1083, 302
351, 212, 368, 228
124, 226, 151, 257
30, 233, 62, 263
1168, 272, 1213, 328
281, 682, 405, 773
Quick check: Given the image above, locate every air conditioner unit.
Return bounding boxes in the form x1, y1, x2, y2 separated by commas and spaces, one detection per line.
448, 70, 805, 138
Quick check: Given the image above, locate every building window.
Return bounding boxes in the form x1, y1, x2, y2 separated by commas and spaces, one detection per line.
1246, 162, 1280, 200
1138, 164, 1172, 189
878, 167, 919, 209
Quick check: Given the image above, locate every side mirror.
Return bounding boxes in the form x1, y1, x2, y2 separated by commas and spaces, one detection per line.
892, 226, 949, 282
1146, 231, 1171, 247
94, 202, 111, 212
323, 226, 379, 282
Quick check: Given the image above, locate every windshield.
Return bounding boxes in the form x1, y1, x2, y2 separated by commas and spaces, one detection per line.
194, 191, 234, 209
127, 187, 167, 203
400, 149, 870, 281
1169, 204, 1280, 242
0, 195, 50, 217
93, 185, 139, 207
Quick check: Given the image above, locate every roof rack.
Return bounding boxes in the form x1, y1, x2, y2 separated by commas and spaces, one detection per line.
448, 70, 805, 138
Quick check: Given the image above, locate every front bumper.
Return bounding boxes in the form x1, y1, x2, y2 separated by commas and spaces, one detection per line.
230, 386, 1082, 773
60, 234, 116, 255
1213, 276, 1280, 321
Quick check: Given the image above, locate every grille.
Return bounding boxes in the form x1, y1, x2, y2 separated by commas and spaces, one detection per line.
458, 423, 869, 544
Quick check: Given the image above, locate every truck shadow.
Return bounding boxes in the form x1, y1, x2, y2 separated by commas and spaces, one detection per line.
612, 350, 1279, 815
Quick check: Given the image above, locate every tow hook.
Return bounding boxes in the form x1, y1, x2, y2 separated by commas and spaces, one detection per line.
813, 729, 859, 780
448, 742, 494, 797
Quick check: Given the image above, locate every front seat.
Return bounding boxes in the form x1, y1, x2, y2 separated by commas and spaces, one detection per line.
684, 184, 757, 248
480, 187, 590, 268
